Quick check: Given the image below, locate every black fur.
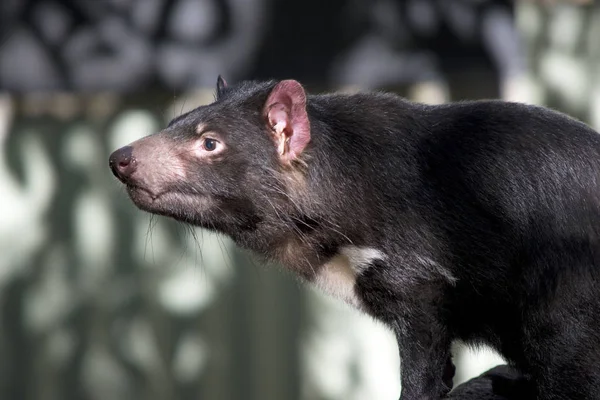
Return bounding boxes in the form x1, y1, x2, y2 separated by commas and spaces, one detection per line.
110, 79, 600, 400
216, 74, 227, 97
448, 365, 534, 399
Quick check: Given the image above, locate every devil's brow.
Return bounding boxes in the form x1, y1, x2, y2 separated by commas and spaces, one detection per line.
167, 110, 194, 128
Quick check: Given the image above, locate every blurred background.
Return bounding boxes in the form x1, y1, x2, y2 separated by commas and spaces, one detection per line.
0, 0, 599, 399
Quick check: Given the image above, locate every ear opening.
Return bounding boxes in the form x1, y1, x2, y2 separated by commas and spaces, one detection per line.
264, 80, 311, 164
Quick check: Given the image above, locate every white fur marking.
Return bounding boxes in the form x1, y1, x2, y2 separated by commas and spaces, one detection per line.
314, 246, 385, 308
415, 254, 440, 272
415, 254, 456, 284
340, 247, 385, 273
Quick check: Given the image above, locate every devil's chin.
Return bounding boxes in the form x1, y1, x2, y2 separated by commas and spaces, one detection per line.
126, 185, 211, 223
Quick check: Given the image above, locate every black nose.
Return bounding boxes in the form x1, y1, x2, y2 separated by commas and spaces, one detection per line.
109, 146, 137, 182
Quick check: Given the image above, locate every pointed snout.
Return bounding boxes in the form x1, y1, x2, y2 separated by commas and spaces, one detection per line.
109, 145, 137, 183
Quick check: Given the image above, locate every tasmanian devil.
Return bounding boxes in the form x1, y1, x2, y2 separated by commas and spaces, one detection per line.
109, 76, 600, 400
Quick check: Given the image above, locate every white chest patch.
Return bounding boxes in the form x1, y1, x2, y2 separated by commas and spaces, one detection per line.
313, 246, 385, 308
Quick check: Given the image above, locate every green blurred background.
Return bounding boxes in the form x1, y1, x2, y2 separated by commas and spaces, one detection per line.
1, 1, 599, 399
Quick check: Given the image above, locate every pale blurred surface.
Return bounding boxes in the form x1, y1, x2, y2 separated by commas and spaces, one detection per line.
1, 1, 599, 399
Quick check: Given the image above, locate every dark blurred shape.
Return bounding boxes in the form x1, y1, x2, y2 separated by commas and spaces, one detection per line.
0, 28, 63, 90
0, 0, 266, 91
0, 0, 523, 97
328, 0, 522, 94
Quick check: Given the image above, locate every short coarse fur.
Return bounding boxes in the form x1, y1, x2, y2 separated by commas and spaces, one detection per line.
111, 79, 600, 400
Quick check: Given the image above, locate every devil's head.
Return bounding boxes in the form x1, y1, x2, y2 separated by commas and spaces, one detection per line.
109, 77, 312, 247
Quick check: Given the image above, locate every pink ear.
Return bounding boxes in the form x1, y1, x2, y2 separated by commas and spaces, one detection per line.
264, 80, 310, 163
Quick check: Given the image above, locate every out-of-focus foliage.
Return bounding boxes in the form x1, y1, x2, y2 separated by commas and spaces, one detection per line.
518, 0, 600, 128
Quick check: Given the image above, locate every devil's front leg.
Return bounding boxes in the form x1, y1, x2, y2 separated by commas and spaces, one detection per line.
356, 261, 454, 400
394, 309, 454, 400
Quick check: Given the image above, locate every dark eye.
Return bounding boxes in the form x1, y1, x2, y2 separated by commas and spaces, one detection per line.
204, 138, 217, 151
